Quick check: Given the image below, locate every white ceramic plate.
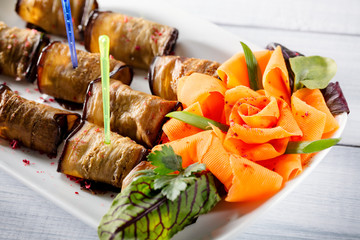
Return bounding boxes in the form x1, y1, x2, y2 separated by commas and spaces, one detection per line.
0, 0, 347, 239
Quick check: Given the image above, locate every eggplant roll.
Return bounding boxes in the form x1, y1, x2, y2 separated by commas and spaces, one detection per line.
58, 121, 147, 188
0, 84, 80, 155
0, 21, 49, 82
37, 41, 132, 104
149, 55, 221, 100
84, 11, 178, 69
83, 79, 178, 148
15, 0, 98, 40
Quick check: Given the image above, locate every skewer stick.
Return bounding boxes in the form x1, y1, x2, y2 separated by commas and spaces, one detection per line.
99, 35, 111, 144
61, 0, 78, 68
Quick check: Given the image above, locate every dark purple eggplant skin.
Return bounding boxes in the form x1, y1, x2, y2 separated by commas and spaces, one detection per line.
36, 41, 133, 109
84, 10, 179, 69
0, 84, 80, 156
84, 10, 178, 56
84, 10, 106, 53
321, 81, 350, 115
82, 78, 181, 148
15, 0, 98, 40
148, 56, 159, 95
0, 22, 50, 82
163, 28, 178, 56
25, 32, 50, 82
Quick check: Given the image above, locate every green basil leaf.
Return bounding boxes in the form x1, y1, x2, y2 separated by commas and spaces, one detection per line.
290, 56, 337, 91
147, 145, 183, 175
98, 173, 221, 240
166, 111, 229, 132
285, 138, 340, 154
240, 41, 263, 91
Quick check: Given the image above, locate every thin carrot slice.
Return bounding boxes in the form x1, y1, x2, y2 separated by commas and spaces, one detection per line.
235, 96, 280, 128
153, 130, 233, 190
259, 154, 302, 181
223, 137, 289, 161
262, 46, 291, 105
217, 50, 272, 88
291, 94, 326, 164
177, 73, 227, 108
226, 154, 283, 202
226, 97, 302, 144
162, 102, 204, 141
293, 88, 339, 135
224, 85, 262, 124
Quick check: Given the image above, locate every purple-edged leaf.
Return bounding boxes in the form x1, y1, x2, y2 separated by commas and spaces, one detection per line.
98, 173, 221, 240
321, 82, 350, 115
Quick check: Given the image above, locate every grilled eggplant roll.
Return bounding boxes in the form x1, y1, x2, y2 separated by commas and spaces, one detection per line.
149, 55, 221, 100
0, 84, 80, 155
83, 79, 178, 148
84, 10, 178, 69
15, 0, 98, 40
0, 21, 49, 82
37, 41, 132, 106
58, 121, 147, 188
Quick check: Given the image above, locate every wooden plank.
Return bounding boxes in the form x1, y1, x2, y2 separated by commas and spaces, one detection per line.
218, 25, 360, 146
167, 0, 360, 35
0, 169, 98, 240
235, 145, 360, 239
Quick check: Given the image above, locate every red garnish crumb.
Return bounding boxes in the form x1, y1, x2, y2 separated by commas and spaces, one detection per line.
10, 140, 20, 149
84, 182, 91, 189
25, 88, 31, 93
50, 162, 55, 165
75, 192, 79, 195
135, 45, 141, 51
14, 90, 19, 95
23, 159, 30, 166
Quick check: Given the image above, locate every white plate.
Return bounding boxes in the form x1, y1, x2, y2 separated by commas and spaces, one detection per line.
0, 0, 347, 239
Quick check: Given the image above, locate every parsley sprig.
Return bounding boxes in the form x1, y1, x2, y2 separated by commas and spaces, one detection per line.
145, 145, 206, 201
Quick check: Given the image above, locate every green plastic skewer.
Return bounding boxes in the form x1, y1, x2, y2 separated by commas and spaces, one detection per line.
99, 35, 111, 144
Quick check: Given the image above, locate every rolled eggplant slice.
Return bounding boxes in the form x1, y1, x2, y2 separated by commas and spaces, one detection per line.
58, 121, 147, 188
37, 41, 132, 105
15, 0, 98, 40
83, 79, 178, 148
84, 11, 179, 69
0, 84, 80, 155
149, 55, 221, 100
0, 21, 49, 82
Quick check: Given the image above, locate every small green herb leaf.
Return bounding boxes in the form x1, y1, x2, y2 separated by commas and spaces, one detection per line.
290, 56, 337, 91
166, 111, 230, 132
157, 176, 188, 201
240, 41, 263, 91
147, 145, 207, 201
183, 162, 206, 177
285, 138, 340, 154
147, 145, 182, 175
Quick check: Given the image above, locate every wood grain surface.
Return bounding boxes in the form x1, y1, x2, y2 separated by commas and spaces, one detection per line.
1, 0, 359, 239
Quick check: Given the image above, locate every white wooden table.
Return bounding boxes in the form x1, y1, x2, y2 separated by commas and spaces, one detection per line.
1, 0, 360, 239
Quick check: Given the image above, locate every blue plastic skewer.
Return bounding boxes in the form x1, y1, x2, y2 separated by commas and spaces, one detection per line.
61, 0, 78, 68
